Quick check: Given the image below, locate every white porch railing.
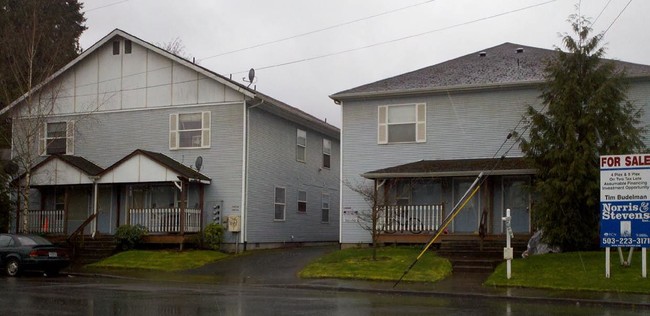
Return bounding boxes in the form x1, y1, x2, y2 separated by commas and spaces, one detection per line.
23, 210, 65, 234
129, 208, 201, 233
378, 204, 444, 234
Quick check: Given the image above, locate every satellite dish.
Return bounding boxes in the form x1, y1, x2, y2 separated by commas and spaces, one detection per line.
243, 68, 256, 87
195, 156, 203, 172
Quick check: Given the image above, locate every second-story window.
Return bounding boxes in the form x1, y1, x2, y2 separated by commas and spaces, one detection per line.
169, 112, 211, 150
322, 139, 331, 169
296, 129, 306, 162
378, 103, 426, 144
40, 121, 74, 155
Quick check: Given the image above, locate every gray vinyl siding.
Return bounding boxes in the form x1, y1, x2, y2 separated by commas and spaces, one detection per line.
627, 80, 650, 145
246, 106, 340, 244
55, 102, 245, 241
340, 87, 540, 243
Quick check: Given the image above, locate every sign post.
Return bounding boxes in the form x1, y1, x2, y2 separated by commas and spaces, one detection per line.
502, 208, 513, 279
600, 154, 650, 278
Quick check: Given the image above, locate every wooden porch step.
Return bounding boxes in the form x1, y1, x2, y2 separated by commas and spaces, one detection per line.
437, 236, 529, 273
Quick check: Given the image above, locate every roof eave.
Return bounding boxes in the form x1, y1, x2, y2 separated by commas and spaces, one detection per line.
330, 80, 545, 103
362, 168, 537, 179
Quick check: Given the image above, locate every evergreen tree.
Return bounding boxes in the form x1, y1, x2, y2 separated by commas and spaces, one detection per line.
0, 0, 86, 109
520, 16, 647, 251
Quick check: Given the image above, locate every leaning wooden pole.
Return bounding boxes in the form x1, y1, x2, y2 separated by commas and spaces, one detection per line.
393, 172, 484, 288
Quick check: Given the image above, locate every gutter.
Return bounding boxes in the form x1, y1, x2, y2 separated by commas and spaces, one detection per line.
361, 169, 537, 179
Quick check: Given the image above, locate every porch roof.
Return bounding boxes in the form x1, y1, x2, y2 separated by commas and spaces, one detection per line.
362, 157, 535, 179
16, 155, 104, 186
97, 149, 210, 184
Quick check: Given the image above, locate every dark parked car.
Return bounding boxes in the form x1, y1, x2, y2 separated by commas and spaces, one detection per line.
0, 234, 70, 276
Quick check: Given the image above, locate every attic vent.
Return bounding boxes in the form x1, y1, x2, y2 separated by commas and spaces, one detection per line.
516, 48, 524, 54
479, 51, 487, 57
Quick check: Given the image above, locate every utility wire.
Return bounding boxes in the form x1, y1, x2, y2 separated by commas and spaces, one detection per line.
602, 0, 632, 36
85, 0, 131, 13
199, 0, 437, 61
592, 0, 613, 27
229, 0, 557, 74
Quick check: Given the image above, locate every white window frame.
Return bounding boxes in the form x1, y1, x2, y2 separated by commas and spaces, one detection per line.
169, 111, 211, 150
322, 139, 331, 169
40, 121, 74, 156
378, 103, 426, 144
321, 193, 330, 223
298, 190, 307, 213
274, 186, 286, 221
296, 129, 306, 162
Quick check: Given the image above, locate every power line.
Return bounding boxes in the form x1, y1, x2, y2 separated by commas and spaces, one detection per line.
602, 0, 632, 36
230, 0, 558, 74
592, 0, 613, 27
84, 0, 131, 13
198, 0, 437, 62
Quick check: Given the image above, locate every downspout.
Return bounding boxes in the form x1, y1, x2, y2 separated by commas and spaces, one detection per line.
90, 176, 100, 238
242, 98, 264, 249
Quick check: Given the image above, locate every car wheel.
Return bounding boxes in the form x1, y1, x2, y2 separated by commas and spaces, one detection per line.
6, 258, 20, 277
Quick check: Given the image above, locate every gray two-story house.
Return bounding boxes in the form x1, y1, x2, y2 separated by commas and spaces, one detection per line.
331, 43, 650, 247
2, 29, 340, 251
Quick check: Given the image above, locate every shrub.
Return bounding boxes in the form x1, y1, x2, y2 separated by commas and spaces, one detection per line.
202, 223, 224, 250
115, 224, 147, 250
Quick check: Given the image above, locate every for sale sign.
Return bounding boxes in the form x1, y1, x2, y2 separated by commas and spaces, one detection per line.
600, 154, 650, 248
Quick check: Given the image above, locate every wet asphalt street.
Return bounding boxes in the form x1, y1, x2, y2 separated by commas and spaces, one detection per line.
0, 246, 648, 315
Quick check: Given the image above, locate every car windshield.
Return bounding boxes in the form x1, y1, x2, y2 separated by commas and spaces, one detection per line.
15, 235, 52, 246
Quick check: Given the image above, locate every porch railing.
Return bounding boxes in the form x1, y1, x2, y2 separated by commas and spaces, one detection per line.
21, 210, 65, 234
377, 204, 444, 234
129, 208, 201, 233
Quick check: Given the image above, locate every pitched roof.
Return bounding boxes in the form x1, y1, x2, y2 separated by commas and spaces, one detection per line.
12, 154, 104, 184
331, 42, 650, 100
0, 29, 339, 137
362, 157, 534, 179
99, 149, 210, 182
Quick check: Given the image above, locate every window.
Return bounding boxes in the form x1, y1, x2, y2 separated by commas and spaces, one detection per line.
169, 112, 211, 149
378, 103, 426, 144
124, 40, 132, 54
112, 40, 120, 55
40, 121, 74, 155
322, 139, 331, 169
321, 193, 330, 223
298, 190, 307, 213
296, 129, 306, 162
275, 187, 286, 221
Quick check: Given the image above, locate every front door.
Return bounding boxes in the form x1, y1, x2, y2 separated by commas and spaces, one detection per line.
66, 187, 91, 234
503, 176, 530, 233
453, 178, 479, 233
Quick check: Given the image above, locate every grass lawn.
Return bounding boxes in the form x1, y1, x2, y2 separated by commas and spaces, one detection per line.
485, 250, 650, 293
299, 246, 451, 283
86, 250, 229, 272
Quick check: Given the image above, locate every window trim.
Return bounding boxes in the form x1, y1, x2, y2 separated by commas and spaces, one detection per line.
321, 192, 330, 223
298, 190, 307, 213
378, 103, 426, 144
296, 128, 306, 162
274, 186, 286, 221
124, 40, 132, 54
112, 40, 120, 55
322, 139, 331, 169
40, 121, 74, 156
169, 111, 211, 150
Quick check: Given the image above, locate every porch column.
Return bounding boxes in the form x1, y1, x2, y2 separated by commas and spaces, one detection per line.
180, 180, 187, 235
199, 184, 204, 232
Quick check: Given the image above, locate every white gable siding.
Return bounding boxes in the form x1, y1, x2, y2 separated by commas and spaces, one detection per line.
24, 39, 246, 116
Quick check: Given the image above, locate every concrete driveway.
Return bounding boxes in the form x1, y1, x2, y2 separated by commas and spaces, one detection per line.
182, 245, 338, 284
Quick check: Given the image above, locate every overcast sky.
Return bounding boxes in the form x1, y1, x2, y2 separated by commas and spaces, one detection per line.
79, 0, 650, 127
